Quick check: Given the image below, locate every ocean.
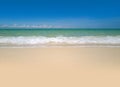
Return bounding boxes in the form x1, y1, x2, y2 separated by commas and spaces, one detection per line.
0, 28, 120, 47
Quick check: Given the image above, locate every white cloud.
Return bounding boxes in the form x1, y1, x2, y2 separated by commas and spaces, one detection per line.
0, 17, 120, 28
0, 24, 61, 28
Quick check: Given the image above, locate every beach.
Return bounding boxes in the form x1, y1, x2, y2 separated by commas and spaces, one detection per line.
0, 0, 120, 86
0, 47, 120, 87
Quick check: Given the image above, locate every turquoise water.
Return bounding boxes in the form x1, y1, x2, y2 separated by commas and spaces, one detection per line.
0, 28, 120, 47
0, 28, 120, 37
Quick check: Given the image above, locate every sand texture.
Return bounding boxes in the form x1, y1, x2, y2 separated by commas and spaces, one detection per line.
0, 47, 120, 87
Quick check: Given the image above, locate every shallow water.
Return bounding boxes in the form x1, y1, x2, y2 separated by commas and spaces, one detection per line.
0, 28, 120, 47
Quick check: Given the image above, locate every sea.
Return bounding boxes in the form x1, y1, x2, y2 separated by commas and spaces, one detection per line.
0, 28, 120, 47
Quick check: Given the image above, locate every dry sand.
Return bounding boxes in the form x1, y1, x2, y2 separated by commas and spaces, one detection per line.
0, 47, 120, 87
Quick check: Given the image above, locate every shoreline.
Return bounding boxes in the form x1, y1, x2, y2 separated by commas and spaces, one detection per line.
1, 44, 120, 48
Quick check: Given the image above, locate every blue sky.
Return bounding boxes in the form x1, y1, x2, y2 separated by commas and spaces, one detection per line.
0, 0, 120, 28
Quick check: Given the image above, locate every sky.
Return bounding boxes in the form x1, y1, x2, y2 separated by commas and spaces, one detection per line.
0, 0, 120, 28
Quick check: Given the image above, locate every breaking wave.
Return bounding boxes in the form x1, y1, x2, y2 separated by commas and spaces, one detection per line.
0, 36, 120, 47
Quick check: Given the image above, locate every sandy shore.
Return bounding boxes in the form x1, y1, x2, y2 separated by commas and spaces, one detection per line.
0, 47, 120, 87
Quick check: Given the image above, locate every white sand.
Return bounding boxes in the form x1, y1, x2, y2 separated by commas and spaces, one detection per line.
0, 47, 120, 87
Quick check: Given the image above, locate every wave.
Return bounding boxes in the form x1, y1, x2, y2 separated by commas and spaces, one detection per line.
0, 36, 120, 47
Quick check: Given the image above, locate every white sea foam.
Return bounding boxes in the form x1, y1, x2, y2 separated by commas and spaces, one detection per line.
0, 36, 120, 47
